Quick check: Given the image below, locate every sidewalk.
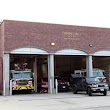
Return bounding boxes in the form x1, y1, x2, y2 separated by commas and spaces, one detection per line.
0, 92, 85, 101
0, 91, 110, 110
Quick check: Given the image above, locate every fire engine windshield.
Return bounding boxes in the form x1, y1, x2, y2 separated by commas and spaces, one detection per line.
11, 72, 33, 79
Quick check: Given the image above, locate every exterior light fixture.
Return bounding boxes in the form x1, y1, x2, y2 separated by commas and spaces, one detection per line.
89, 44, 93, 47
51, 42, 55, 46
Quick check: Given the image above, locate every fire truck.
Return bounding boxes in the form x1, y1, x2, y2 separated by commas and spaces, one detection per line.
10, 69, 34, 92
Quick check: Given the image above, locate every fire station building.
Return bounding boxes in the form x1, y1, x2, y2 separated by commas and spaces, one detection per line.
0, 20, 110, 96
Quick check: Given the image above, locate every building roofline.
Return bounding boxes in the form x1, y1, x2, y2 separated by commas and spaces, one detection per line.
3, 19, 110, 30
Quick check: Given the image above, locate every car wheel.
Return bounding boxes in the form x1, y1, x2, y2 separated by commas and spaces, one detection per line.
103, 91, 107, 96
73, 86, 78, 94
88, 87, 92, 96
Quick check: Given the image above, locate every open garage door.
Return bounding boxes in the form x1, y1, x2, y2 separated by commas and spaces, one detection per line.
10, 54, 48, 94
54, 49, 88, 92
3, 48, 49, 96
93, 50, 110, 89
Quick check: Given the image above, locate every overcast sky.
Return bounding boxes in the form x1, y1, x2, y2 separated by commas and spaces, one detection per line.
0, 0, 110, 28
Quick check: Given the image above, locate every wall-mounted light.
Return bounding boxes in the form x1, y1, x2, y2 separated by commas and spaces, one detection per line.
51, 42, 55, 46
89, 44, 93, 47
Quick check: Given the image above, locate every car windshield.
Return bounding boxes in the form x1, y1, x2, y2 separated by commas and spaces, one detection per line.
93, 71, 104, 77
11, 72, 32, 79
86, 77, 100, 83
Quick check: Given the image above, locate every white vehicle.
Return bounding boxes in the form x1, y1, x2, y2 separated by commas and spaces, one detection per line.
74, 68, 106, 82
10, 69, 34, 92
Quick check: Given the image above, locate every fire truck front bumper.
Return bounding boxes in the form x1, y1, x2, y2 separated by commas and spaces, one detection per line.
12, 85, 34, 90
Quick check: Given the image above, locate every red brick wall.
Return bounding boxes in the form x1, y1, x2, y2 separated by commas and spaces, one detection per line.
4, 20, 110, 54
0, 22, 4, 94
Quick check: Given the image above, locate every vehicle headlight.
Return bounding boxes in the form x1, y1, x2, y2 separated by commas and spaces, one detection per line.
60, 82, 63, 84
66, 82, 70, 86
105, 84, 108, 87
12, 82, 16, 86
92, 84, 97, 88
12, 80, 16, 86
28, 81, 32, 85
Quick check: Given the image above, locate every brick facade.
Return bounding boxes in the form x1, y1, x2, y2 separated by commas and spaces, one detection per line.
3, 20, 110, 54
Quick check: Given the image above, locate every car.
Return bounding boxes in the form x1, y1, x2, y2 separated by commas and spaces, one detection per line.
70, 74, 109, 96
54, 76, 70, 92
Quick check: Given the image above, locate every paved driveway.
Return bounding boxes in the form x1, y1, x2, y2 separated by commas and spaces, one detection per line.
0, 91, 110, 110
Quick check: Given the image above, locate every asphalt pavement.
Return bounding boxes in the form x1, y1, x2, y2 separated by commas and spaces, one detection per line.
0, 91, 110, 110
